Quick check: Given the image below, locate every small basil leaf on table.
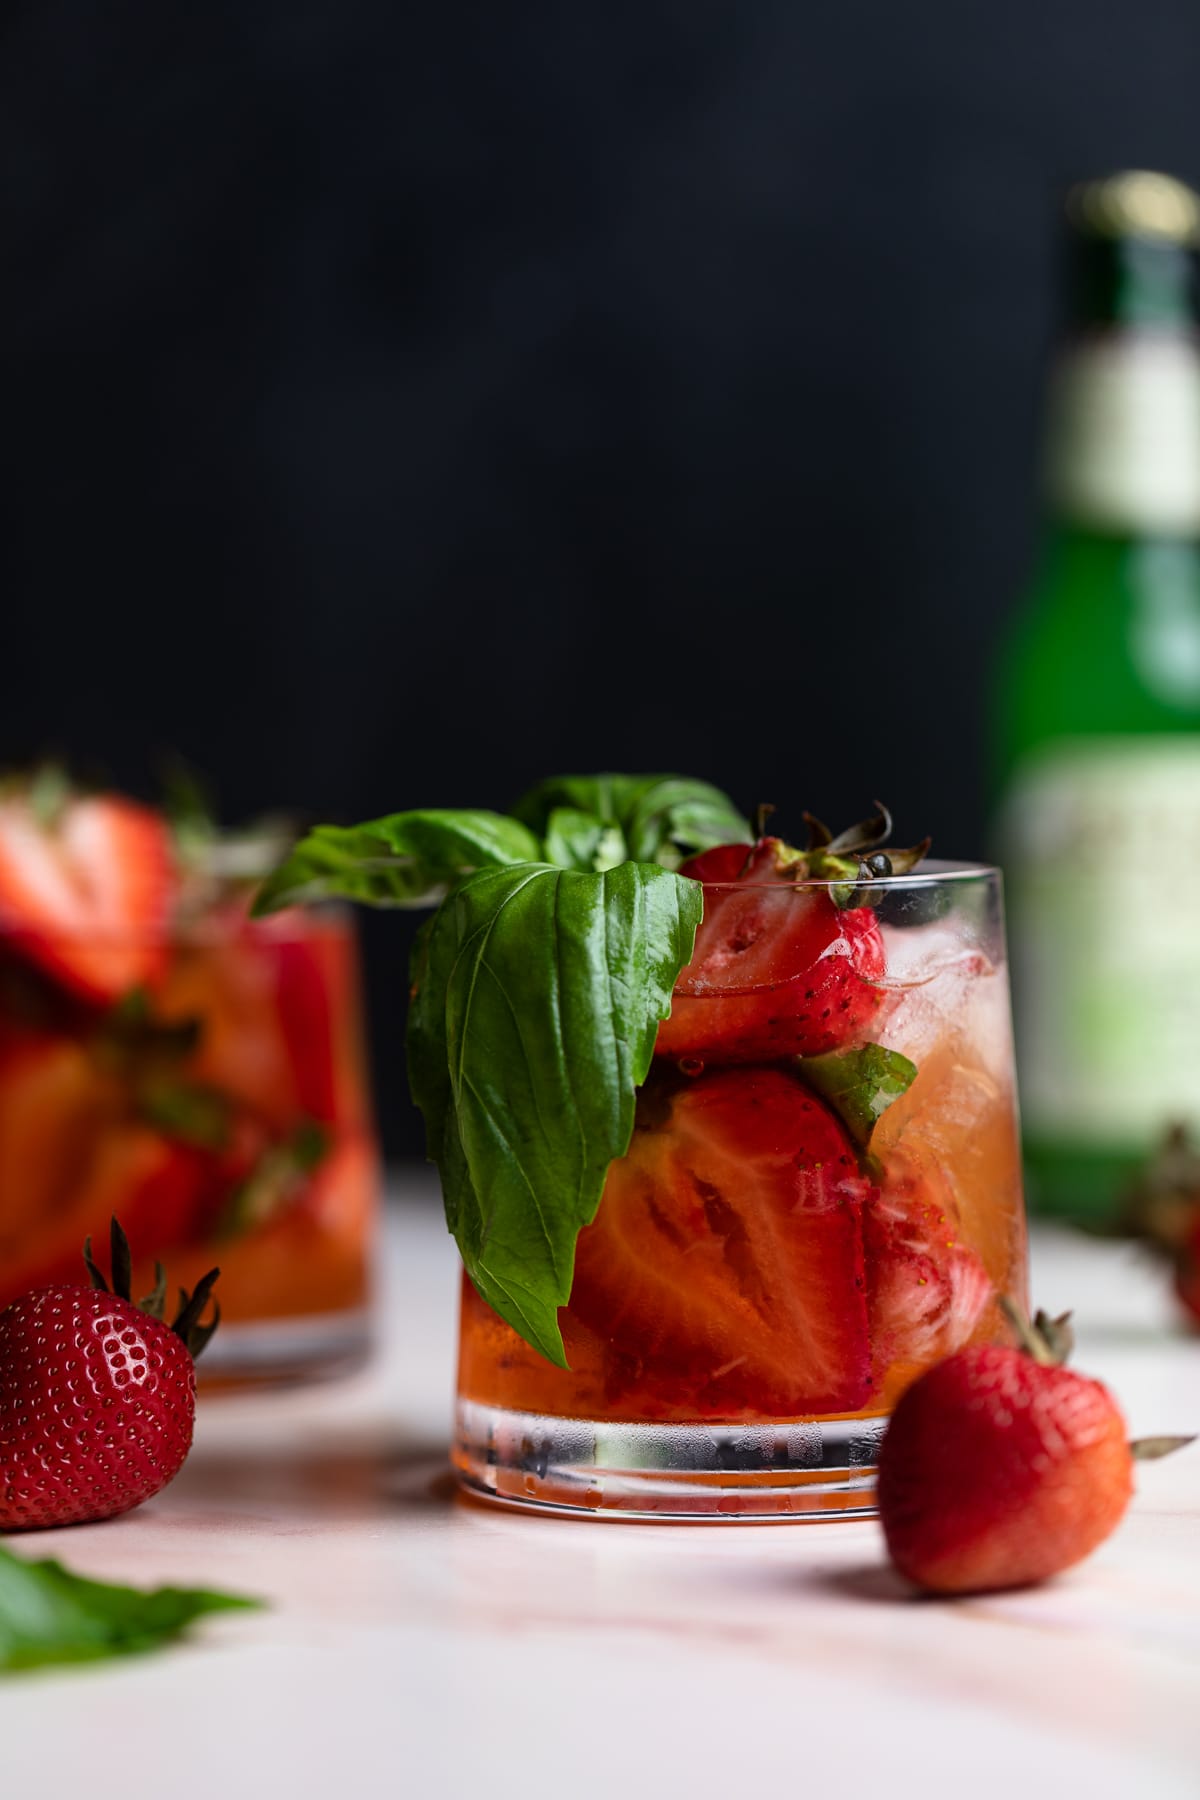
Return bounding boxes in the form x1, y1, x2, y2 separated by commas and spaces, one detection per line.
408, 861, 702, 1365
0, 1545, 261, 1673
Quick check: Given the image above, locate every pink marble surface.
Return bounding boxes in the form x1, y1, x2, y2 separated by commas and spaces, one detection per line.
2, 1182, 1198, 1799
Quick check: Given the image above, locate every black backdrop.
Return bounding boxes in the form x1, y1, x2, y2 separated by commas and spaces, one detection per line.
6, 2, 1200, 1152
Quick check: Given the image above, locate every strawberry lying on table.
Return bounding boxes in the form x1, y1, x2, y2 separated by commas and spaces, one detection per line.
877, 1300, 1193, 1594
0, 1219, 219, 1530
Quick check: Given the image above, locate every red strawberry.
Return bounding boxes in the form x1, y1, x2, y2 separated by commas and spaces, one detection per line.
656, 838, 886, 1064
877, 1305, 1192, 1595
1118, 1123, 1200, 1330
665, 813, 928, 1065
272, 920, 370, 1130
0, 1036, 123, 1263
0, 1220, 219, 1531
0, 790, 175, 1003
1176, 1218, 1200, 1325
865, 1154, 994, 1385
155, 921, 299, 1133
656, 806, 929, 1068
676, 841, 759, 883
0, 1126, 218, 1311
569, 1065, 874, 1418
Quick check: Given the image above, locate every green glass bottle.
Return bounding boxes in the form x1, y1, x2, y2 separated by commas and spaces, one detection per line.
994, 170, 1200, 1222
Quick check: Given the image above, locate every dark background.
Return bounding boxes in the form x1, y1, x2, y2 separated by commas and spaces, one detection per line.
5, 2, 1200, 1152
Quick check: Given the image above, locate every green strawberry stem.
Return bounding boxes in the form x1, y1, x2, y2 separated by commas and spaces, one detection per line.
998, 1295, 1075, 1366
1000, 1296, 1194, 1462
83, 1218, 220, 1362
773, 802, 931, 909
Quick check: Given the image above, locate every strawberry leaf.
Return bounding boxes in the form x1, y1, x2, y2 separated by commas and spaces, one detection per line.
795, 1043, 917, 1147
1130, 1434, 1196, 1461
251, 810, 541, 914
0, 1546, 260, 1673
408, 860, 702, 1365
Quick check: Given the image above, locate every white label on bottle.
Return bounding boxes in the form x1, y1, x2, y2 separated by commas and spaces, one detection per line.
1001, 736, 1200, 1147
1046, 336, 1200, 534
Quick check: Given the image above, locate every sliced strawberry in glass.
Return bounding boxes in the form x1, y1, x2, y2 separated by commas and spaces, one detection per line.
158, 1133, 378, 1321
273, 917, 370, 1130
0, 1035, 123, 1263
864, 1151, 994, 1398
0, 796, 174, 1003
657, 839, 885, 1064
0, 1125, 216, 1308
569, 1066, 874, 1419
156, 920, 301, 1134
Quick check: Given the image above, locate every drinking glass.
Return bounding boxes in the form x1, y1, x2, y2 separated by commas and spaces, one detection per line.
453, 863, 1027, 1518
0, 903, 379, 1386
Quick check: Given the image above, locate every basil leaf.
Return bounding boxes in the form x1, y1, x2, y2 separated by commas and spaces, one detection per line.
408, 860, 702, 1364
621, 776, 754, 865
796, 1043, 918, 1147
510, 773, 646, 832
252, 810, 541, 914
512, 774, 751, 870
0, 1546, 261, 1673
541, 807, 609, 872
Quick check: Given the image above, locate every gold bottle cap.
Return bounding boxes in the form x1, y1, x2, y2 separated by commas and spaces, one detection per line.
1066, 170, 1200, 248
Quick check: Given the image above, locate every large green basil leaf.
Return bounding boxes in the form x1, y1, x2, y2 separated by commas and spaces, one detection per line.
252, 810, 541, 914
0, 1546, 260, 1673
512, 773, 751, 871
407, 860, 702, 1364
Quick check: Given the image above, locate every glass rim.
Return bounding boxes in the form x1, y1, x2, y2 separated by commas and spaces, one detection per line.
693, 858, 999, 892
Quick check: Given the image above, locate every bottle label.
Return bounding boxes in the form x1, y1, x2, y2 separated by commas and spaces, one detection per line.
1046, 335, 1200, 533
1001, 735, 1200, 1148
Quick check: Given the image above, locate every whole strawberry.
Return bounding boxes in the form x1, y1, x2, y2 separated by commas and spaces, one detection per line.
1177, 1221, 1200, 1325
0, 1219, 219, 1531
1119, 1122, 1200, 1329
877, 1303, 1191, 1595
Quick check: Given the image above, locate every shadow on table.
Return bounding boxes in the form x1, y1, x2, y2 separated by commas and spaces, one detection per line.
813, 1563, 920, 1604
172, 1433, 455, 1522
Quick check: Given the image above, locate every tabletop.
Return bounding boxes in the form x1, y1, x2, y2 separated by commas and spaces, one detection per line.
2, 1174, 1198, 1800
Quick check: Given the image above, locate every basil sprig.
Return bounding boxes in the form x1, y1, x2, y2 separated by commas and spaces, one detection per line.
511, 773, 753, 870
253, 775, 746, 1361
409, 862, 701, 1363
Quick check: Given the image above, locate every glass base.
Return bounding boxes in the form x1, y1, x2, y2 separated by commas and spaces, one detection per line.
196, 1306, 372, 1392
453, 1400, 886, 1520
